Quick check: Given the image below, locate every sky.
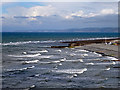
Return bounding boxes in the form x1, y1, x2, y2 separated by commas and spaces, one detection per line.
1, 1, 118, 32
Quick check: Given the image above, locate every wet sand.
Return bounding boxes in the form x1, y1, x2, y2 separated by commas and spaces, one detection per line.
77, 44, 119, 59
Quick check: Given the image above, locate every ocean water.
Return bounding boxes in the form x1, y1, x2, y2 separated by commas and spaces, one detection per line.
2, 32, 119, 88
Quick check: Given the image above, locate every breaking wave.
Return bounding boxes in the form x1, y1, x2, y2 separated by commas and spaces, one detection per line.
2, 37, 118, 46
5, 66, 35, 72
52, 68, 87, 74
29, 50, 48, 53
22, 60, 39, 64
8, 53, 41, 58
1, 40, 56, 46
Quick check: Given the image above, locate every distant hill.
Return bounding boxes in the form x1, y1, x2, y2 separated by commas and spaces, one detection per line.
2, 27, 118, 32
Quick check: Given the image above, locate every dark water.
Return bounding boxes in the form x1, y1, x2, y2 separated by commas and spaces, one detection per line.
2, 32, 118, 43
2, 32, 119, 89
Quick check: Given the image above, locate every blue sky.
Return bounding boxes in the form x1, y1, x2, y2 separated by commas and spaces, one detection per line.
1, 2, 118, 32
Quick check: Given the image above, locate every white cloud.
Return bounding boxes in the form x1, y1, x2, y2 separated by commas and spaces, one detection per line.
2, 3, 118, 31
26, 5, 56, 17
64, 8, 117, 19
85, 13, 98, 17
3, 2, 118, 20
65, 10, 84, 19
5, 5, 57, 17
100, 9, 116, 15
71, 10, 84, 16
3, 4, 118, 21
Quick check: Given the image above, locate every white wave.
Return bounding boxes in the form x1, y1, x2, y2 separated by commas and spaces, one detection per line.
6, 66, 35, 72
52, 68, 87, 74
60, 58, 66, 62
27, 66, 35, 69
58, 63, 62, 66
7, 68, 27, 72
81, 54, 88, 56
2, 41, 40, 46
79, 59, 84, 62
2, 40, 56, 46
23, 52, 27, 55
40, 40, 56, 43
106, 56, 118, 60
75, 49, 89, 52
8, 53, 41, 58
39, 60, 61, 64
22, 60, 39, 64
30, 85, 36, 88
55, 50, 62, 52
83, 58, 100, 61
85, 62, 94, 65
29, 50, 48, 53
70, 53, 76, 56
85, 62, 116, 65
39, 61, 51, 64
39, 50, 48, 53
35, 74, 40, 77
95, 62, 116, 65
73, 74, 77, 77
51, 60, 61, 63
38, 55, 53, 59
66, 59, 83, 62
69, 74, 78, 78
105, 67, 111, 71
93, 52, 102, 57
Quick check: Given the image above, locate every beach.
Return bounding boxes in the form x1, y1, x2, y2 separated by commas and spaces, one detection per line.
78, 43, 119, 59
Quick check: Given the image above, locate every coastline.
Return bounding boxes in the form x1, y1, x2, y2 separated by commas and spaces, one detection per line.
76, 43, 119, 59
51, 38, 120, 59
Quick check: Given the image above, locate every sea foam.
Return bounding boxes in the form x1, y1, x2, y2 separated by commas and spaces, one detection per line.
2, 40, 56, 46
29, 50, 48, 53
75, 49, 89, 52
23, 60, 39, 64
8, 53, 41, 58
66, 59, 83, 62
52, 68, 87, 74
6, 66, 35, 72
106, 56, 118, 60
37, 55, 53, 59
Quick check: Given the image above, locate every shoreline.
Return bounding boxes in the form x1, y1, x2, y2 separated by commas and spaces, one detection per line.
77, 44, 119, 59
51, 38, 120, 59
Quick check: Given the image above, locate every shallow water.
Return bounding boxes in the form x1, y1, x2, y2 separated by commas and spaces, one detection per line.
2, 41, 119, 89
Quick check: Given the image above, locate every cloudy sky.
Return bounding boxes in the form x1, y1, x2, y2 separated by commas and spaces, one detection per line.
1, 1, 118, 32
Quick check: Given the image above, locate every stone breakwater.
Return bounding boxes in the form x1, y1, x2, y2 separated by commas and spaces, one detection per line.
63, 38, 120, 47
51, 38, 120, 48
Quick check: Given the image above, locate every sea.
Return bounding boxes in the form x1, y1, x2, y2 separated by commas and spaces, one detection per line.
1, 32, 119, 89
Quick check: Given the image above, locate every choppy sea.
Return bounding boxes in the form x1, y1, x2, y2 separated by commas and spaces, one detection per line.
1, 32, 119, 88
